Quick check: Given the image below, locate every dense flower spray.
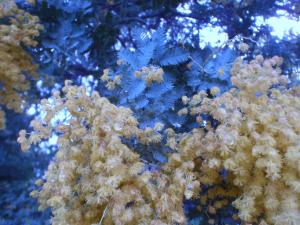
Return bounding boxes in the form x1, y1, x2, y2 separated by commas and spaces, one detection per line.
0, 0, 42, 129
18, 81, 192, 225
19, 54, 300, 225
174, 55, 300, 224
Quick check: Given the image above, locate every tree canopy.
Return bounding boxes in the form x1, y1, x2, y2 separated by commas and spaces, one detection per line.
0, 0, 300, 224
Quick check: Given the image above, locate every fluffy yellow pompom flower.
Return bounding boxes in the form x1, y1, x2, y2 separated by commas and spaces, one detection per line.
170, 56, 300, 225
19, 81, 188, 225
0, 0, 43, 129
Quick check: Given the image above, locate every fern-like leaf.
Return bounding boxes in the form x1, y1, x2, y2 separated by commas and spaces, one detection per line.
146, 82, 174, 99
124, 78, 146, 100
160, 47, 189, 66
118, 49, 141, 70
204, 48, 236, 81
138, 41, 156, 66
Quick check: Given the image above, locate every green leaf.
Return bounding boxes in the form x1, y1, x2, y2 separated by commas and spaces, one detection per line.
160, 47, 189, 66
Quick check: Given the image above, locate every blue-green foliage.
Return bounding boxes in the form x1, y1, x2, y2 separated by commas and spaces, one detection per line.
44, 20, 92, 59
204, 48, 236, 81
186, 47, 237, 93
160, 48, 190, 66
26, 0, 96, 80
118, 28, 189, 70
107, 28, 189, 128
103, 28, 238, 130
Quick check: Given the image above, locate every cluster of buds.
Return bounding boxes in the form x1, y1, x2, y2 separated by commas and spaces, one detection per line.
134, 65, 164, 85
100, 68, 122, 90
238, 42, 250, 53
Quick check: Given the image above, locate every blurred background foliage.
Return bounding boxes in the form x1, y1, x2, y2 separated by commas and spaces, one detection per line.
1, 0, 300, 224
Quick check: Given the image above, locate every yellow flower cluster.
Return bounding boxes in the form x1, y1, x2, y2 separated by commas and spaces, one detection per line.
101, 68, 122, 90
174, 55, 300, 224
18, 34, 300, 223
0, 0, 43, 128
18, 81, 188, 225
238, 42, 249, 52
134, 66, 164, 85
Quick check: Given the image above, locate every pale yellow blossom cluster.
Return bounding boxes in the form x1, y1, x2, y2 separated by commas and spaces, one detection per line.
210, 86, 220, 96
0, 0, 42, 128
139, 126, 162, 145
18, 81, 188, 225
163, 129, 201, 201
100, 68, 122, 90
174, 55, 300, 224
239, 42, 249, 52
18, 34, 300, 224
134, 66, 164, 85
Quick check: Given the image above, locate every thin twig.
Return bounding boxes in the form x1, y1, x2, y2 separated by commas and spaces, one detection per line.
99, 204, 110, 225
